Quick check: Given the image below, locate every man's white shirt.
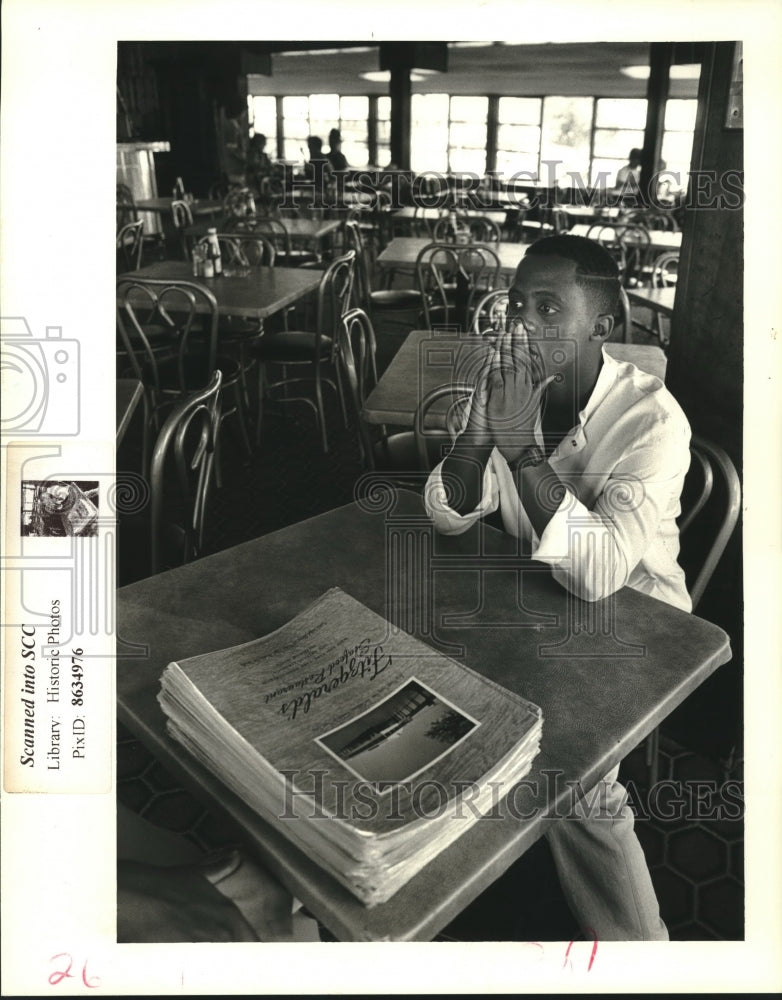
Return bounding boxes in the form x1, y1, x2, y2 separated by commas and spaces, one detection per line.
424, 349, 692, 612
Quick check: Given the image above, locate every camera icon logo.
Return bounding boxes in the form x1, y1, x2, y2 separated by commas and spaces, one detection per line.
0, 317, 80, 436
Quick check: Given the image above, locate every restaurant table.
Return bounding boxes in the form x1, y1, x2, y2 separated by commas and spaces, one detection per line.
134, 196, 223, 218
377, 236, 525, 282
626, 286, 676, 318
569, 223, 682, 253
626, 286, 676, 346
392, 206, 510, 226
185, 215, 343, 249
362, 329, 668, 428
118, 260, 323, 323
117, 489, 731, 942
563, 205, 622, 223
116, 379, 144, 445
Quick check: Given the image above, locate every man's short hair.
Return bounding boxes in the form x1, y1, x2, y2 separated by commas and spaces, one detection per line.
524, 234, 621, 315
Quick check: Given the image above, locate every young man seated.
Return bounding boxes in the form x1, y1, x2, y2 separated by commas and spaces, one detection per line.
424, 234, 692, 940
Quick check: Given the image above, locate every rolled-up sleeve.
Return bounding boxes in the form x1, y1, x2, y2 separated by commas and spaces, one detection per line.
424, 453, 500, 535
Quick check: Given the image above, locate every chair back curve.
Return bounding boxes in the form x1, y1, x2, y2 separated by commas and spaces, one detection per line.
149, 370, 223, 574
679, 433, 741, 610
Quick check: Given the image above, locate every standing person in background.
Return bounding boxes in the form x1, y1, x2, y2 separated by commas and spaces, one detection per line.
222, 98, 249, 186
246, 132, 272, 192
327, 128, 349, 171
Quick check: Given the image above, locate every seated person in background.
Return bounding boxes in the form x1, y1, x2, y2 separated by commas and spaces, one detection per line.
305, 135, 333, 182
425, 234, 692, 940
614, 147, 642, 193
326, 128, 349, 171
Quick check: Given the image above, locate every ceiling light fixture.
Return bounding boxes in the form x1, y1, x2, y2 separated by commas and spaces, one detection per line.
280, 46, 375, 58
360, 70, 430, 82
620, 63, 701, 80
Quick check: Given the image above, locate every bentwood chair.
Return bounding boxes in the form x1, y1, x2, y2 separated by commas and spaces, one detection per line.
117, 184, 137, 231
116, 277, 251, 477
171, 199, 195, 260
248, 216, 319, 268
344, 220, 421, 330
118, 370, 223, 585
116, 219, 144, 271
651, 251, 679, 287
252, 249, 356, 453
616, 223, 654, 287
644, 434, 741, 784
414, 383, 474, 473
432, 215, 502, 244
416, 242, 501, 332
337, 307, 422, 483
195, 231, 278, 404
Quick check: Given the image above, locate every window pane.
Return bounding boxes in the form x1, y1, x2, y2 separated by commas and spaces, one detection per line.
377, 120, 390, 143
496, 149, 539, 179
664, 99, 697, 131
497, 123, 541, 153
283, 138, 306, 162
309, 94, 339, 119
450, 96, 487, 122
595, 98, 647, 129
498, 97, 541, 125
593, 128, 645, 159
250, 96, 277, 139
541, 96, 593, 185
591, 157, 627, 187
661, 130, 695, 165
449, 147, 486, 174
340, 95, 368, 120
411, 94, 449, 173
449, 120, 486, 149
282, 96, 309, 120
377, 96, 391, 120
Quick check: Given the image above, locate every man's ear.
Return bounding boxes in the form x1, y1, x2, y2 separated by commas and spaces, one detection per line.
590, 314, 614, 341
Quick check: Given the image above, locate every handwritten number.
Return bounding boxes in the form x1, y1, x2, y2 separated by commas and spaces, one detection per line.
82, 960, 101, 988
48, 954, 100, 989
48, 954, 74, 986
563, 930, 598, 972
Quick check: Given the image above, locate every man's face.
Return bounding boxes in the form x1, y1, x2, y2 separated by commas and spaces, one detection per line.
507, 254, 601, 383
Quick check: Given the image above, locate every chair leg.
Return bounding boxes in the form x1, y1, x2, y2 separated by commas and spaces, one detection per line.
314, 375, 328, 454
334, 357, 349, 429
255, 362, 266, 446
231, 382, 253, 457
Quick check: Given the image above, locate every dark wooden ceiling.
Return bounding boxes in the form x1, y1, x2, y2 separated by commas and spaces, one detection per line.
243, 41, 702, 99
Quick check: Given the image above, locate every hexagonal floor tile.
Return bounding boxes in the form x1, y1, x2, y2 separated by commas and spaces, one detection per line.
667, 826, 728, 882
699, 877, 744, 940
649, 866, 694, 928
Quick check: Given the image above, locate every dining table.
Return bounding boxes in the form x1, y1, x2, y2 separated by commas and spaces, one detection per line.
392, 206, 510, 226
118, 260, 324, 324
376, 236, 525, 283
569, 223, 682, 253
186, 214, 343, 246
133, 196, 224, 217
626, 285, 676, 317
117, 488, 732, 942
361, 329, 668, 429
